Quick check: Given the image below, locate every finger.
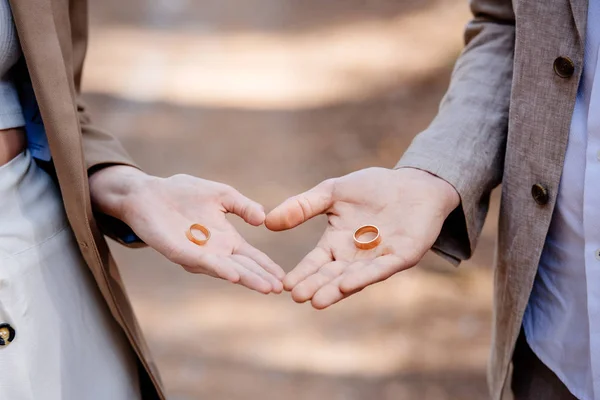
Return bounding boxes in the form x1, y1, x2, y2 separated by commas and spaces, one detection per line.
232, 255, 283, 294
183, 253, 241, 283
339, 255, 408, 294
308, 260, 368, 309
222, 187, 266, 226
311, 283, 347, 310
265, 179, 335, 231
283, 246, 333, 291
231, 256, 276, 294
291, 261, 346, 303
235, 242, 285, 280
311, 282, 365, 310
164, 235, 240, 282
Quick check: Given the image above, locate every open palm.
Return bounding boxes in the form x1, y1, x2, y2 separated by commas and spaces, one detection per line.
265, 167, 459, 308
96, 170, 285, 294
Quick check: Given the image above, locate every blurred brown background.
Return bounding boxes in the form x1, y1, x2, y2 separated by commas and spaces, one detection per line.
82, 1, 500, 399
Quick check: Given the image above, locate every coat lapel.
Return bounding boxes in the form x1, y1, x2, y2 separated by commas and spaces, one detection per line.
9, 0, 91, 235
8, 0, 123, 330
569, 0, 589, 43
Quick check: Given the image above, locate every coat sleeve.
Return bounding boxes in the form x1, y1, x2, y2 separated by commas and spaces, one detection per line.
69, 0, 145, 247
69, 0, 139, 173
396, 0, 515, 264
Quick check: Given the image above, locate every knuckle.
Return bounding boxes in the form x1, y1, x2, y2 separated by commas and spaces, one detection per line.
321, 178, 336, 187
295, 197, 313, 221
170, 173, 192, 183
320, 178, 337, 193
167, 174, 196, 188
238, 201, 251, 218
219, 184, 236, 196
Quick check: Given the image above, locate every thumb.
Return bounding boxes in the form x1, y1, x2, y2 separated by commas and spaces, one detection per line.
222, 187, 266, 226
266, 179, 335, 231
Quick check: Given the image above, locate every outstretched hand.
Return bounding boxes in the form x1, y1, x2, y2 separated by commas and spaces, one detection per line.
265, 167, 459, 309
90, 166, 285, 294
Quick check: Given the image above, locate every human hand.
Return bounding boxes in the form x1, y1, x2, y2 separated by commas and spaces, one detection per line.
265, 167, 459, 308
89, 165, 285, 294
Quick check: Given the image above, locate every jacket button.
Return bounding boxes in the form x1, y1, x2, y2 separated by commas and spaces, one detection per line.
0, 323, 15, 347
532, 184, 549, 205
554, 57, 575, 78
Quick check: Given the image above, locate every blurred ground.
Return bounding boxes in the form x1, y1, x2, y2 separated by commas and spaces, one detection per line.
82, 1, 500, 399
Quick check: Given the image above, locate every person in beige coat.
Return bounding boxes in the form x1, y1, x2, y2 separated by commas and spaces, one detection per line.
267, 0, 596, 399
1, 0, 285, 399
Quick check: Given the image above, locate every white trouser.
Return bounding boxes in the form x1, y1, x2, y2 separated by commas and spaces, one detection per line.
0, 151, 140, 399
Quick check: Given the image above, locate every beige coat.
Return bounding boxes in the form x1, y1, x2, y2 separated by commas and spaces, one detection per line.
398, 0, 589, 398
9, 0, 164, 398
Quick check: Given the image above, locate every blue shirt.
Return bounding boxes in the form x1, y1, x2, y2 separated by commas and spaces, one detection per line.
524, 2, 600, 399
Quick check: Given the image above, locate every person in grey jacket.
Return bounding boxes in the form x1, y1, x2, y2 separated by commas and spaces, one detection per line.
266, 0, 597, 399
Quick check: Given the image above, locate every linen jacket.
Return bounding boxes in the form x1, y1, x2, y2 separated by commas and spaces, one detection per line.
397, 0, 589, 398
9, 0, 164, 398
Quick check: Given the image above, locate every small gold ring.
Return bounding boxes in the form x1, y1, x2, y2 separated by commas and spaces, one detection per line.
353, 225, 381, 250
186, 223, 211, 246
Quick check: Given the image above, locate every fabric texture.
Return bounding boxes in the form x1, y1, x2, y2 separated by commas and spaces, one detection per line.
396, 0, 588, 398
523, 0, 600, 398
7, 0, 164, 398
0, 151, 140, 400
0, 0, 24, 129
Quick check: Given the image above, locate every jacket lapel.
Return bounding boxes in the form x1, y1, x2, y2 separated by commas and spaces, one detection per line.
569, 0, 589, 43
9, 0, 90, 234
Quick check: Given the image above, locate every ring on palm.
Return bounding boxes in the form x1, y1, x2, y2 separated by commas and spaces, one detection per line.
353, 225, 381, 250
186, 223, 211, 246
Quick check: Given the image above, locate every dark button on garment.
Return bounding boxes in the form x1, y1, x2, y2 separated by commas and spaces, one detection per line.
532, 184, 549, 205
0, 323, 15, 347
553, 57, 575, 78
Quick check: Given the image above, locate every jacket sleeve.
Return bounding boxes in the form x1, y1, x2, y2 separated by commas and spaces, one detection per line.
69, 0, 145, 247
396, 0, 515, 265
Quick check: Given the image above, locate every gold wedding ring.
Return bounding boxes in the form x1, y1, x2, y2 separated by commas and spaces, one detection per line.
353, 225, 382, 250
186, 223, 211, 246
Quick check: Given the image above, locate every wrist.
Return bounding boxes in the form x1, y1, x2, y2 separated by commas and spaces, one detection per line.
89, 165, 153, 221
394, 167, 460, 215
